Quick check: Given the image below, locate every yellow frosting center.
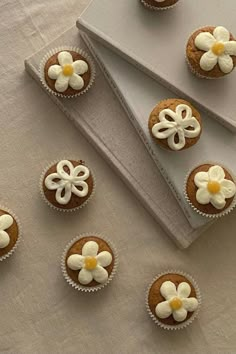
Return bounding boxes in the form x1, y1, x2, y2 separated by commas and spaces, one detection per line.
207, 181, 221, 194
84, 256, 97, 270
211, 42, 225, 56
169, 297, 183, 311
62, 64, 74, 76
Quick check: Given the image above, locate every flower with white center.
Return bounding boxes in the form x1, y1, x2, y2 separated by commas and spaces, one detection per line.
0, 214, 13, 248
155, 281, 198, 322
45, 160, 90, 205
67, 241, 112, 285
195, 26, 236, 74
48, 51, 89, 92
151, 104, 201, 151
194, 165, 236, 210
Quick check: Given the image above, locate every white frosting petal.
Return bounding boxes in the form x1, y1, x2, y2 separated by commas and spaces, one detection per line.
0, 230, 10, 248
172, 307, 188, 322
72, 165, 90, 180
45, 173, 63, 190
208, 165, 225, 182
221, 179, 236, 198
55, 73, 69, 93
224, 41, 236, 56
155, 301, 172, 319
159, 108, 176, 123
210, 192, 226, 209
182, 298, 199, 312
57, 51, 73, 66
92, 265, 108, 284
0, 214, 13, 230
67, 254, 84, 270
167, 128, 186, 151
69, 74, 84, 90
160, 281, 177, 300
82, 241, 99, 257
194, 171, 209, 188
55, 183, 72, 205
78, 268, 93, 285
218, 54, 234, 74
195, 32, 215, 52
177, 282, 191, 298
71, 183, 89, 198
152, 122, 176, 139
182, 118, 201, 138
213, 26, 230, 42
72, 60, 89, 75
196, 188, 211, 205
200, 51, 218, 71
96, 251, 112, 267
57, 160, 74, 179
48, 65, 62, 80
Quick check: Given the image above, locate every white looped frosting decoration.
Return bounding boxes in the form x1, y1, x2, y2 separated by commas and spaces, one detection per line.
194, 165, 236, 210
67, 240, 113, 285
45, 160, 90, 205
48, 51, 89, 92
155, 281, 198, 322
151, 104, 201, 151
194, 26, 236, 74
0, 214, 13, 248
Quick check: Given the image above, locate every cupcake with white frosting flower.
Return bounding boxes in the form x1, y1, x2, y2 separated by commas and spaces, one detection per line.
62, 235, 117, 292
186, 26, 236, 79
185, 164, 236, 217
40, 46, 95, 97
146, 271, 201, 330
148, 99, 202, 151
140, 0, 179, 11
0, 208, 21, 261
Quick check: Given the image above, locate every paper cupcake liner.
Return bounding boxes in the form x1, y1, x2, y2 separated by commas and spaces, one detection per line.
184, 162, 236, 218
146, 270, 201, 330
39, 46, 96, 98
39, 159, 96, 213
0, 206, 22, 262
140, 0, 179, 11
61, 233, 118, 292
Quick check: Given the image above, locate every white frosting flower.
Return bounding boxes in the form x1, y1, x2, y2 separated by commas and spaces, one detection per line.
0, 214, 13, 248
151, 104, 201, 151
195, 26, 236, 74
45, 160, 90, 205
194, 165, 236, 210
67, 241, 112, 285
48, 51, 88, 92
155, 281, 198, 322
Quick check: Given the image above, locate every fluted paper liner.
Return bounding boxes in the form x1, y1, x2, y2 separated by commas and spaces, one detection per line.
39, 159, 96, 213
61, 233, 118, 292
184, 162, 236, 218
146, 270, 201, 330
39, 46, 96, 98
140, 0, 179, 11
0, 206, 22, 262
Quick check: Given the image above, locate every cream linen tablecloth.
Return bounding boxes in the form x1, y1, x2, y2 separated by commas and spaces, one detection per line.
0, 1, 236, 353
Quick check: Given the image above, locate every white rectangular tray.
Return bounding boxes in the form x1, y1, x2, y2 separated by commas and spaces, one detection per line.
24, 26, 208, 248
77, 0, 236, 132
81, 32, 236, 229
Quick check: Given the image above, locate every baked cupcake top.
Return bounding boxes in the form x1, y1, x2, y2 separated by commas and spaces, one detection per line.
65, 236, 114, 287
148, 273, 199, 326
148, 99, 202, 151
186, 26, 236, 78
186, 164, 236, 215
42, 159, 94, 210
0, 210, 19, 258
44, 50, 91, 95
141, 0, 179, 9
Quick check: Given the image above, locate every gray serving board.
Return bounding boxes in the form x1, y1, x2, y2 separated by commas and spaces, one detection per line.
24, 26, 209, 249
77, 0, 236, 132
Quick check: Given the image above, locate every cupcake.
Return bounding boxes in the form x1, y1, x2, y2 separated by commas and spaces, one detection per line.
62, 235, 117, 292
0, 208, 21, 261
146, 271, 200, 330
186, 26, 236, 79
185, 164, 236, 217
148, 99, 202, 151
41, 159, 95, 211
140, 0, 179, 11
40, 47, 95, 97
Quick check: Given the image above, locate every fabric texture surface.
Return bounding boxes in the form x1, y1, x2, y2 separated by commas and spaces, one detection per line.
0, 0, 236, 353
